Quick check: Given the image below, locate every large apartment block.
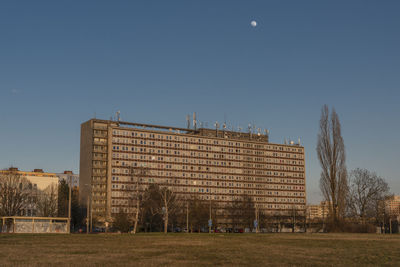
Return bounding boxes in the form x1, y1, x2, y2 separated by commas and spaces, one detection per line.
79, 118, 306, 225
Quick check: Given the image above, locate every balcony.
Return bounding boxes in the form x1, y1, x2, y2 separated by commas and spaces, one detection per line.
94, 140, 107, 145
93, 147, 107, 153
94, 131, 108, 138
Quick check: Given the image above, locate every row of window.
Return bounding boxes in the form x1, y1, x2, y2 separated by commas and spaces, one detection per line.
111, 175, 304, 185
111, 166, 304, 180
112, 142, 304, 159
112, 130, 303, 153
110, 183, 305, 197
111, 204, 306, 214
112, 158, 304, 173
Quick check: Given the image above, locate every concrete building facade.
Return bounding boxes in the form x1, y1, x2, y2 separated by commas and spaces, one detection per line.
79, 119, 306, 225
0, 168, 59, 216
386, 195, 400, 218
306, 201, 331, 220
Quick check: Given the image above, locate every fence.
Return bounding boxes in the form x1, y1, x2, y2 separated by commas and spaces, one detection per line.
0, 216, 69, 233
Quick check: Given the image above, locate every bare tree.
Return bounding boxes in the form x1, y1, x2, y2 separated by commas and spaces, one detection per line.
128, 166, 147, 234
158, 186, 178, 233
227, 196, 244, 229
347, 168, 390, 223
113, 209, 132, 233
141, 184, 178, 233
188, 195, 208, 232
272, 211, 284, 232
36, 184, 58, 217
141, 184, 162, 232
0, 171, 30, 216
317, 105, 348, 226
241, 195, 256, 230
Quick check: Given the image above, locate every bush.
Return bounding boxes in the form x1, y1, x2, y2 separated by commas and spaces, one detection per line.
113, 210, 132, 233
325, 221, 376, 233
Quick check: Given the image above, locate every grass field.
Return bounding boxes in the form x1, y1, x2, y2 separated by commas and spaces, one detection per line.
1, 233, 399, 266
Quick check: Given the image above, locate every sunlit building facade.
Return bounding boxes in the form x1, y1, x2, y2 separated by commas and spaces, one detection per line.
306, 201, 331, 220
79, 119, 306, 225
385, 196, 400, 218
0, 167, 59, 216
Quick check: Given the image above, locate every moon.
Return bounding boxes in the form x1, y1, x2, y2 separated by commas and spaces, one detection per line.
251, 20, 257, 27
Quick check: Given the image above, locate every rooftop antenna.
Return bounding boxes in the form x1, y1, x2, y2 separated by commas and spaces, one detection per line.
222, 122, 227, 138
284, 138, 288, 145
215, 121, 220, 137
257, 128, 261, 136
298, 137, 301, 145
115, 110, 121, 121
186, 114, 190, 129
224, 113, 227, 127
193, 112, 197, 130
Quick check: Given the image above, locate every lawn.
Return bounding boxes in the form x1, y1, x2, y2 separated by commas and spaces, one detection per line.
0, 233, 399, 266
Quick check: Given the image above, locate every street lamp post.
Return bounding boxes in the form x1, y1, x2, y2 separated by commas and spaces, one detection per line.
255, 205, 259, 234
86, 196, 90, 234
209, 199, 212, 233
186, 201, 189, 233
68, 175, 72, 233
84, 183, 92, 234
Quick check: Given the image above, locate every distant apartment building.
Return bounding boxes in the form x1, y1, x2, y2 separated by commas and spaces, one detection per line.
0, 167, 59, 216
306, 201, 330, 220
385, 195, 400, 218
80, 118, 306, 226
56, 171, 79, 188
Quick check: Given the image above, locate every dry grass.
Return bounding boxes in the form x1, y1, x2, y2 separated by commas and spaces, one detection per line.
0, 233, 399, 266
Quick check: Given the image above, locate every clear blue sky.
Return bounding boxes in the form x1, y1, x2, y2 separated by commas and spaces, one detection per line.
1, 0, 399, 203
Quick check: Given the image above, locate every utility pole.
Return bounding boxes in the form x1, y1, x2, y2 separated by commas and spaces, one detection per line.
209, 199, 212, 233
322, 205, 325, 233
85, 184, 91, 234
90, 194, 93, 233
68, 175, 72, 233
186, 201, 189, 233
255, 205, 259, 233
293, 206, 296, 233
86, 196, 90, 234
292, 205, 296, 233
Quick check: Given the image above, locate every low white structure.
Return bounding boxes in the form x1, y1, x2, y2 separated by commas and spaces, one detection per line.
0, 216, 69, 233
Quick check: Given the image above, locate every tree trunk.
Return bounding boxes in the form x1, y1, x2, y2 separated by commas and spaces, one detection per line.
164, 209, 168, 234
133, 199, 139, 234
